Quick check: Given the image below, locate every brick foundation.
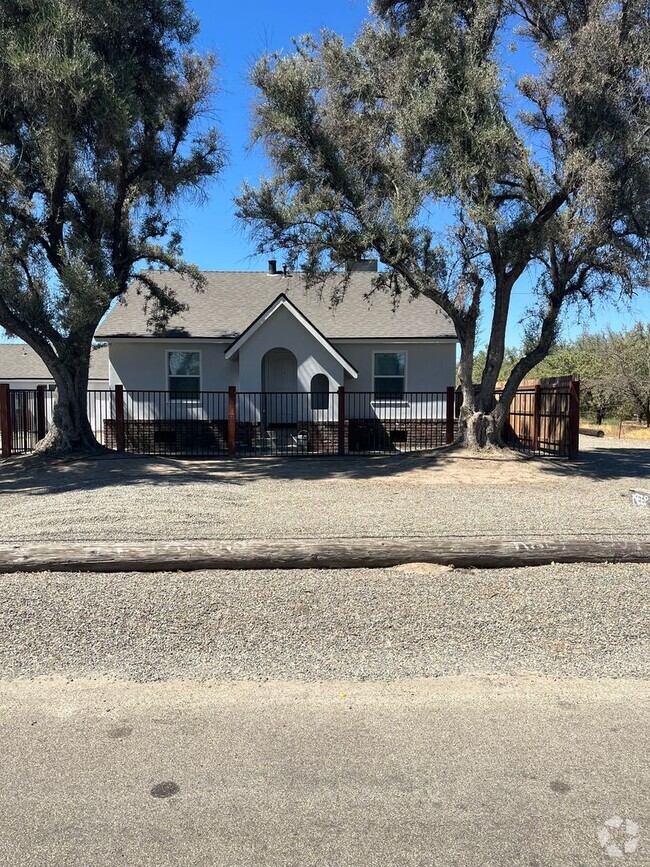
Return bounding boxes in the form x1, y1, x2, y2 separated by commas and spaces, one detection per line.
105, 419, 229, 455
104, 417, 457, 456
347, 419, 450, 452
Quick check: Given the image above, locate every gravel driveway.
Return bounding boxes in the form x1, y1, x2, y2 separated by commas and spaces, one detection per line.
1, 562, 647, 681
0, 437, 648, 544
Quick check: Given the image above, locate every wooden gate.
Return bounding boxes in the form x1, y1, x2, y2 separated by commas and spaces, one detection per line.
496, 376, 580, 458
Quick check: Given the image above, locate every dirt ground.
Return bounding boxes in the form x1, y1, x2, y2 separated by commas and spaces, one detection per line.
3, 433, 647, 486
0, 436, 648, 543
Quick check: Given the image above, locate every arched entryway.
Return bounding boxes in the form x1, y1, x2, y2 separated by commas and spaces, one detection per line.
262, 348, 297, 393
261, 348, 298, 427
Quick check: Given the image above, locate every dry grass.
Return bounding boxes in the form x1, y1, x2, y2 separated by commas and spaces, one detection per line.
581, 418, 650, 440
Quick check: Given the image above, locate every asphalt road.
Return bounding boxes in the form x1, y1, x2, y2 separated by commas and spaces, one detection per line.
0, 676, 648, 867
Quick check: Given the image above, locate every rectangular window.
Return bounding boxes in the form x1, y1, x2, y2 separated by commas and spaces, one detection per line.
374, 352, 406, 397
168, 351, 200, 397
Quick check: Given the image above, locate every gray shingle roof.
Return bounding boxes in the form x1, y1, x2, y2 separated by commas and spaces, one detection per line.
96, 270, 457, 340
0, 344, 109, 382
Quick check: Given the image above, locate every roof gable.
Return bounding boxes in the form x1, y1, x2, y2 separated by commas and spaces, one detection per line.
224, 294, 358, 378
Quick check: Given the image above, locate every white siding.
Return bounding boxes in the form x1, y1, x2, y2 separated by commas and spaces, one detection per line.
0, 378, 108, 390
0, 379, 51, 390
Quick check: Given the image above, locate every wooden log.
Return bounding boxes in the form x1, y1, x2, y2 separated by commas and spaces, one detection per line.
579, 427, 605, 438
0, 537, 649, 574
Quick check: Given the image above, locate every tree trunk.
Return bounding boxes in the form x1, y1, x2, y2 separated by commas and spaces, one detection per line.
459, 406, 508, 449
34, 358, 104, 455
455, 315, 509, 449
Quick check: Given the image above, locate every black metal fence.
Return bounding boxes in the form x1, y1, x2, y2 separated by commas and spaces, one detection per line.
6, 388, 56, 454
1, 381, 578, 459
104, 390, 230, 457
87, 390, 116, 445
1, 388, 112, 454
345, 392, 450, 455
111, 389, 454, 457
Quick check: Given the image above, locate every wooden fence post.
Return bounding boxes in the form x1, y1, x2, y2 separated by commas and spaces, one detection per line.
36, 385, 47, 442
445, 386, 455, 445
568, 379, 580, 459
532, 383, 541, 452
228, 386, 237, 457
114, 384, 126, 452
337, 386, 346, 456
0, 384, 11, 458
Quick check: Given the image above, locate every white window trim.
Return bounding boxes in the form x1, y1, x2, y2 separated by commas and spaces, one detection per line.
372, 349, 408, 401
310, 373, 331, 414
166, 349, 202, 399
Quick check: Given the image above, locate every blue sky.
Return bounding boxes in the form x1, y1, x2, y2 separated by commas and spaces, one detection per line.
4, 0, 648, 349
178, 0, 649, 348
178, 0, 368, 272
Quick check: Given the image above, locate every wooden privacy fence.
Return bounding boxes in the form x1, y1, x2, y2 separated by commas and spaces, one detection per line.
496, 376, 580, 458
0, 378, 580, 459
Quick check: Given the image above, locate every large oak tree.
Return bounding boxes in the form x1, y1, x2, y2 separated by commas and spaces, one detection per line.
0, 0, 224, 452
237, 0, 649, 448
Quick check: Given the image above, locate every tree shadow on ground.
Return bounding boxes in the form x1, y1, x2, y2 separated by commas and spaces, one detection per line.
533, 443, 650, 482
0, 438, 647, 496
1, 450, 447, 495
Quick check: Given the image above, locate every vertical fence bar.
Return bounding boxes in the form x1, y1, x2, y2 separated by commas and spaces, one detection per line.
115, 384, 126, 452
337, 386, 346, 456
0, 384, 11, 457
568, 379, 580, 459
445, 386, 455, 445
36, 385, 47, 442
228, 386, 237, 457
532, 384, 541, 453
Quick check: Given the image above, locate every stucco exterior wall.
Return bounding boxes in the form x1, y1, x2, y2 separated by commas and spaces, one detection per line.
105, 332, 457, 395
336, 342, 456, 393
236, 305, 345, 393
108, 341, 237, 391
1, 378, 108, 390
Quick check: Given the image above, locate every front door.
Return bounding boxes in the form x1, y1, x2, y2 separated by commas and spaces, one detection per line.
263, 349, 298, 424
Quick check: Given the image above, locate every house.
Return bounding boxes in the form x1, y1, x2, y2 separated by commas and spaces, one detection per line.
95, 261, 458, 453
97, 262, 456, 393
0, 343, 109, 390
